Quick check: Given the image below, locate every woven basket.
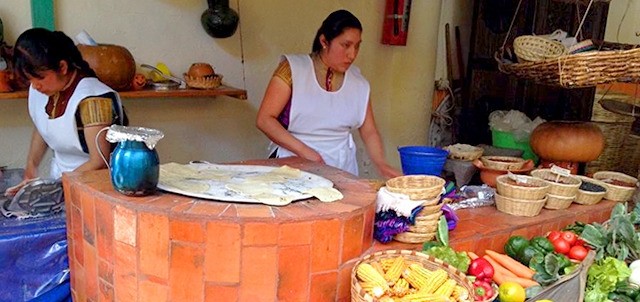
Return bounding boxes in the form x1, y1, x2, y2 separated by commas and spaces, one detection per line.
397, 210, 442, 243
496, 174, 550, 200
480, 156, 526, 171
443, 144, 484, 161
386, 175, 445, 200
184, 74, 222, 89
575, 175, 608, 205
496, 40, 640, 89
531, 169, 582, 197
351, 249, 476, 302
544, 194, 575, 210
495, 193, 547, 217
593, 171, 638, 202
513, 35, 567, 63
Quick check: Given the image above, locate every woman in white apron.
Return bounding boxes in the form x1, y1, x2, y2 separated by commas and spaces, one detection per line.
256, 10, 401, 179
5, 28, 126, 195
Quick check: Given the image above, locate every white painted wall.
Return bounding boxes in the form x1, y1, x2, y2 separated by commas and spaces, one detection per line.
0, 0, 443, 179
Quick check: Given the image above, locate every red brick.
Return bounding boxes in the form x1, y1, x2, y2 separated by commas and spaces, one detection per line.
336, 263, 355, 302
98, 279, 114, 302
139, 212, 170, 279
139, 279, 168, 302
187, 201, 229, 216
169, 243, 204, 302
98, 259, 113, 285
83, 242, 99, 301
236, 204, 273, 218
205, 222, 241, 283
113, 205, 137, 246
311, 219, 341, 272
340, 214, 364, 263
279, 221, 312, 246
170, 219, 205, 243
205, 284, 239, 302
239, 246, 277, 301
95, 200, 115, 263
114, 241, 137, 302
309, 271, 338, 302
243, 222, 278, 246
81, 193, 96, 245
277, 245, 310, 301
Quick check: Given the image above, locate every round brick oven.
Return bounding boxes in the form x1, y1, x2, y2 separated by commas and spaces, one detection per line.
62, 157, 377, 302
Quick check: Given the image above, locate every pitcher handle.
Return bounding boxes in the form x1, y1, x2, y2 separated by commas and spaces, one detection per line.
96, 126, 112, 169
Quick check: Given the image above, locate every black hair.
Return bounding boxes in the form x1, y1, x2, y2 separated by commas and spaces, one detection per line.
13, 27, 96, 80
311, 10, 362, 53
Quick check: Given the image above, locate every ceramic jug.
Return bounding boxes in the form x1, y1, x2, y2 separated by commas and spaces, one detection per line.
104, 125, 164, 196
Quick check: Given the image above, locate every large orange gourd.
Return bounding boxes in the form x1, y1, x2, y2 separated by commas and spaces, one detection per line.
530, 121, 604, 173
78, 44, 136, 91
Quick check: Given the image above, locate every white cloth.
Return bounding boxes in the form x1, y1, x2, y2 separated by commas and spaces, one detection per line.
28, 77, 123, 179
270, 54, 370, 176
376, 187, 438, 217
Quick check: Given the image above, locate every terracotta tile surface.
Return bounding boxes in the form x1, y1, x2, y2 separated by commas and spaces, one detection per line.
63, 157, 619, 302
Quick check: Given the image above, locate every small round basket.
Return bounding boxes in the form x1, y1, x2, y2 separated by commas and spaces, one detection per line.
575, 175, 608, 205
184, 74, 222, 89
593, 171, 638, 202
443, 144, 484, 161
386, 175, 445, 200
513, 35, 567, 63
480, 156, 526, 171
496, 174, 550, 200
495, 193, 547, 217
544, 194, 575, 210
351, 249, 476, 302
531, 169, 582, 197
397, 210, 442, 243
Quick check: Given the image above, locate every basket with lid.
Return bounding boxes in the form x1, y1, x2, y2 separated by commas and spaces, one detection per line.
351, 249, 475, 302
531, 168, 582, 197
593, 171, 638, 202
575, 175, 608, 205
496, 174, 550, 200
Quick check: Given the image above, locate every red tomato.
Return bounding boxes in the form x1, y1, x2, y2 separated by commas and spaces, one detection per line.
561, 231, 577, 246
574, 238, 586, 247
547, 230, 562, 242
568, 245, 588, 261
551, 238, 571, 254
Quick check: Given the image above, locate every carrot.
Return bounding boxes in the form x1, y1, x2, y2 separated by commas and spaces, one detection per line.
502, 275, 540, 288
467, 251, 479, 260
485, 250, 535, 279
482, 255, 516, 278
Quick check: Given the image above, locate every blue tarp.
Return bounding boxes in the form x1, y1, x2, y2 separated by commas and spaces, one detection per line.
0, 169, 71, 302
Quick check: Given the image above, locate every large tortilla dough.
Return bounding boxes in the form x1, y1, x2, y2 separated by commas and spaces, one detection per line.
161, 179, 210, 193
160, 162, 231, 181
305, 187, 343, 202
225, 182, 272, 196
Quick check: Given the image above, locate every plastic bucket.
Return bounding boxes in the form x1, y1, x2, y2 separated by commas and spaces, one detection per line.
397, 146, 449, 176
491, 130, 538, 162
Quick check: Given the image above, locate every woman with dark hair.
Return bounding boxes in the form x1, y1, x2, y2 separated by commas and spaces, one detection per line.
5, 28, 127, 195
256, 10, 401, 179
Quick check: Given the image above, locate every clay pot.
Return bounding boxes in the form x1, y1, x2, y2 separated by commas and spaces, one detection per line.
473, 159, 535, 187
78, 44, 136, 91
201, 0, 239, 38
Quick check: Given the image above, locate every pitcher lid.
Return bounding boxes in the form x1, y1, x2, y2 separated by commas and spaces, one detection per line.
106, 125, 164, 149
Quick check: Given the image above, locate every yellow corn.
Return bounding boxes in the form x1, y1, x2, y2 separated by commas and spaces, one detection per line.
370, 260, 386, 277
451, 285, 469, 302
356, 263, 390, 291
402, 263, 433, 289
381, 258, 397, 271
433, 279, 456, 299
392, 278, 410, 297
360, 282, 386, 298
401, 292, 450, 302
385, 256, 406, 284
419, 269, 448, 294
378, 296, 396, 302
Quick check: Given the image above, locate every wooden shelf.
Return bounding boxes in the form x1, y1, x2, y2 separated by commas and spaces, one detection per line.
0, 85, 247, 100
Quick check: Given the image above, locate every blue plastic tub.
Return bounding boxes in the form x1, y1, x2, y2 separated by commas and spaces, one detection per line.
397, 146, 449, 176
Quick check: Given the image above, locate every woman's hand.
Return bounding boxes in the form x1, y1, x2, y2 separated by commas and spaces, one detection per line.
4, 178, 39, 197
375, 162, 402, 180
300, 148, 325, 164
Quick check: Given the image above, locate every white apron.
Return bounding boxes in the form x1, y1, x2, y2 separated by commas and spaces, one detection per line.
272, 54, 370, 175
28, 77, 123, 179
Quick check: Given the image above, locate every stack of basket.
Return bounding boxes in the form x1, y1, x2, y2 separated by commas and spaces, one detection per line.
531, 169, 581, 210
385, 175, 445, 243
593, 171, 638, 202
495, 174, 550, 217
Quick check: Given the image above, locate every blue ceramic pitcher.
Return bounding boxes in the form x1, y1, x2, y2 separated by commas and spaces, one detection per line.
104, 125, 164, 196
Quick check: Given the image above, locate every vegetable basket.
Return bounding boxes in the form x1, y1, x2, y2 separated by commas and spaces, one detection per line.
526, 250, 596, 302
351, 249, 475, 302
593, 171, 638, 202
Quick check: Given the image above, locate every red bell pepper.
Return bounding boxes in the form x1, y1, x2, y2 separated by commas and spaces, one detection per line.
472, 279, 494, 301
467, 257, 494, 281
